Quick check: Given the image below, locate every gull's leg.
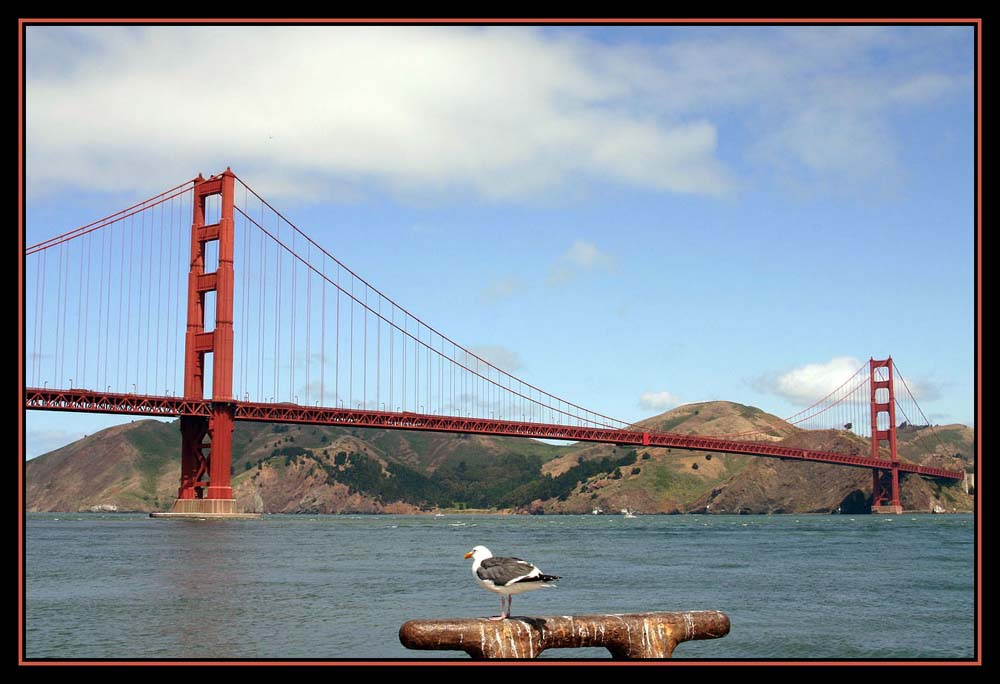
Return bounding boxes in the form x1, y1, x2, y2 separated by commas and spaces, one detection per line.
506, 595, 513, 618
489, 596, 505, 621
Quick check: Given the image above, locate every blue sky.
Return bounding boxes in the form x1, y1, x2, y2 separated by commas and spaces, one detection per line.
23, 24, 976, 458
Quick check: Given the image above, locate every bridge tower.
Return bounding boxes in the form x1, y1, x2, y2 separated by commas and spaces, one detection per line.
870, 357, 902, 514
166, 169, 239, 516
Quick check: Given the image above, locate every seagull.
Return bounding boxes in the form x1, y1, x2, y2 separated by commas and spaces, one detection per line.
464, 545, 560, 620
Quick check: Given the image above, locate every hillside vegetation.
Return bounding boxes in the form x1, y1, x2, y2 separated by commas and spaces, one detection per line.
26, 402, 974, 514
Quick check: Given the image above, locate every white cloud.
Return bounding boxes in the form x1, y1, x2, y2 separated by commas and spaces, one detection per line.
754, 357, 947, 413
624, 26, 966, 194
467, 345, 524, 373
639, 390, 681, 411
25, 26, 968, 202
753, 105, 900, 193
26, 26, 732, 201
548, 240, 614, 284
756, 356, 862, 406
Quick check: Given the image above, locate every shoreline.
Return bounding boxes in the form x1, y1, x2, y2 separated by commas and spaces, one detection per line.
25, 509, 974, 516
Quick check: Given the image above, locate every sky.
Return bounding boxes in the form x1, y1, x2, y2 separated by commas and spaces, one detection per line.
22, 24, 976, 459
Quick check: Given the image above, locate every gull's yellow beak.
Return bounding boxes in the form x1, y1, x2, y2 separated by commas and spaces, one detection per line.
464, 551, 473, 559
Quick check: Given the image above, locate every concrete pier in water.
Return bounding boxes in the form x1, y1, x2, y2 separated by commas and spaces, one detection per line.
149, 499, 260, 519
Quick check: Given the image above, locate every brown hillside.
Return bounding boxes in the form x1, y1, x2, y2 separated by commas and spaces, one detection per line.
26, 420, 179, 512
543, 401, 796, 479
26, 402, 972, 514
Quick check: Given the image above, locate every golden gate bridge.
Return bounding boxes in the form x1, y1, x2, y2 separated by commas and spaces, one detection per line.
23, 169, 963, 516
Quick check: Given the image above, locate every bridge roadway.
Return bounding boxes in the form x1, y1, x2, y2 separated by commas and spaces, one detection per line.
24, 388, 963, 481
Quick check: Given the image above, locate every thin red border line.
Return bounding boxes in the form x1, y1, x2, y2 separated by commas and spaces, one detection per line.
17, 18, 982, 667
18, 18, 982, 24
18, 14, 25, 667
974, 16, 982, 664
17, 659, 983, 666
17, 18, 983, 668
17, 17, 982, 668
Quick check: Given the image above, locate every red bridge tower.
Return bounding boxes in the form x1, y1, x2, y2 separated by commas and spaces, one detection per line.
870, 357, 902, 514
167, 169, 239, 516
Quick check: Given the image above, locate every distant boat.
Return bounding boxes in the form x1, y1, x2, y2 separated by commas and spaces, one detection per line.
434, 513, 445, 518
592, 507, 603, 515
621, 508, 637, 519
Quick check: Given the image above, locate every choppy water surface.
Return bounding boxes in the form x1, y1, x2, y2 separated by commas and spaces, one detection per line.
25, 513, 974, 659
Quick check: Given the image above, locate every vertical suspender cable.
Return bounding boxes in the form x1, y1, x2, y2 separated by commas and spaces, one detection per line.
30, 251, 41, 384
56, 244, 63, 386
168, 195, 179, 394
30, 252, 40, 385
275, 212, 282, 400
96, 225, 107, 390
291, 229, 298, 402
153, 202, 164, 392
350, 277, 354, 407
290, 229, 296, 401
115, 220, 125, 391
376, 294, 380, 410
414, 323, 419, 412
144, 203, 155, 392
124, 213, 135, 391
147, 202, 157, 393
306, 241, 311, 405
168, 197, 175, 391
258, 199, 266, 400
76, 233, 87, 386
241, 185, 251, 401
363, 285, 367, 409
171, 196, 180, 393
40, 250, 48, 383
336, 263, 340, 406
137, 204, 147, 393
389, 304, 394, 410
321, 255, 326, 405
402, 314, 406, 411
64, 241, 73, 387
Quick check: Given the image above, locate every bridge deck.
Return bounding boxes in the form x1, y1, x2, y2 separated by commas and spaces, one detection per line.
23, 388, 963, 481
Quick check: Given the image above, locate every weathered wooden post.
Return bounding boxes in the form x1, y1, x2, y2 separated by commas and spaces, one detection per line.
400, 610, 730, 659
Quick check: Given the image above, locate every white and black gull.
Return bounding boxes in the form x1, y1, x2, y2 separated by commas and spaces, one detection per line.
464, 545, 560, 620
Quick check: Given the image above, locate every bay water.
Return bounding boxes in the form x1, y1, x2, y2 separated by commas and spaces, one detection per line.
25, 513, 975, 660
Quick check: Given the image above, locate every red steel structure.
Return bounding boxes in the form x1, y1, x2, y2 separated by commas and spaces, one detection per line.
22, 170, 965, 516
176, 171, 237, 513
23, 387, 962, 482
870, 358, 902, 513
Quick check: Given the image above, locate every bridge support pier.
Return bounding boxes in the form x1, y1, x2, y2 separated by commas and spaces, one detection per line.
156, 168, 254, 519
871, 467, 903, 514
